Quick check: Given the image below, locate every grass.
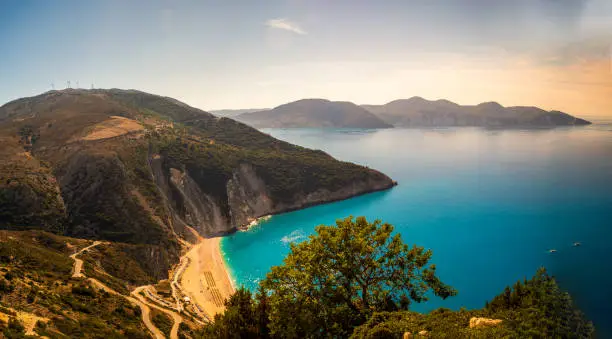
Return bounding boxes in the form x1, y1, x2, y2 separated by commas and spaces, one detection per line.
0, 230, 151, 338
151, 310, 173, 338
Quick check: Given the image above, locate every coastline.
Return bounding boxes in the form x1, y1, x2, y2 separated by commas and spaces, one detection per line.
218, 237, 236, 290
179, 236, 236, 320
177, 214, 274, 319
178, 188, 395, 319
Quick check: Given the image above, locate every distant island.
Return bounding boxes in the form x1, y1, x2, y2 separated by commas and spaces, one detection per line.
228, 97, 591, 128
234, 98, 393, 128
0, 89, 594, 338
362, 97, 591, 127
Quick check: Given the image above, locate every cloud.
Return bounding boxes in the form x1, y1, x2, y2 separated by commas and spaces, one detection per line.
265, 18, 306, 35
536, 35, 612, 67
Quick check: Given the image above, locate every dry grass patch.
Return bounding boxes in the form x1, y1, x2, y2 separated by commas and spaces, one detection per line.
81, 116, 143, 141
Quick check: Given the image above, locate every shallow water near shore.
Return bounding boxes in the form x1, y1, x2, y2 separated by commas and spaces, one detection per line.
221, 122, 612, 335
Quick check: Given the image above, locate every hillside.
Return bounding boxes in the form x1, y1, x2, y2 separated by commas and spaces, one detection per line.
0, 230, 151, 338
235, 99, 393, 128
0, 229, 592, 339
0, 89, 396, 281
362, 97, 592, 127
209, 109, 267, 118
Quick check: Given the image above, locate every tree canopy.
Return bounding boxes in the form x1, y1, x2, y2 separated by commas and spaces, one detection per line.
261, 216, 456, 337
198, 216, 593, 339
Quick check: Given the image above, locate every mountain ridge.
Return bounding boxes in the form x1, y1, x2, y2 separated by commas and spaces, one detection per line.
219, 96, 590, 128
362, 97, 591, 127
0, 88, 396, 281
235, 98, 393, 128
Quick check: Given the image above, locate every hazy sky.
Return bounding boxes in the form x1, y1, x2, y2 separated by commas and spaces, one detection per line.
1, 0, 611, 116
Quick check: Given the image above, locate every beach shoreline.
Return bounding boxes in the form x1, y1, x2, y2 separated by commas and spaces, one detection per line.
218, 237, 236, 290
179, 236, 236, 320
178, 215, 274, 319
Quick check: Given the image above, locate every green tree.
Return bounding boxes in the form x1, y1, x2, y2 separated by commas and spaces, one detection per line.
486, 267, 594, 338
255, 285, 270, 338
199, 287, 259, 339
261, 216, 456, 338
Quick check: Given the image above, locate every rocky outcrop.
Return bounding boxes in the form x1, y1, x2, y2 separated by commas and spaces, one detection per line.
469, 317, 503, 328
167, 167, 228, 236
227, 163, 396, 230
227, 163, 275, 228
402, 330, 429, 338
268, 176, 394, 215
155, 159, 395, 236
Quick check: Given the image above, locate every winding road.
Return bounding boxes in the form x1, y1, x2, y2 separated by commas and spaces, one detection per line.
69, 241, 183, 339
132, 286, 182, 339
69, 241, 101, 278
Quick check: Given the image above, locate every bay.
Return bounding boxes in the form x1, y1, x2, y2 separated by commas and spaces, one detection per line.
222, 122, 612, 335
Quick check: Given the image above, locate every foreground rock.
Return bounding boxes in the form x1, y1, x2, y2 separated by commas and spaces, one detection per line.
469, 317, 503, 328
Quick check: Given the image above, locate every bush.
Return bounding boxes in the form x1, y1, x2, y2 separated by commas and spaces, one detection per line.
152, 312, 173, 338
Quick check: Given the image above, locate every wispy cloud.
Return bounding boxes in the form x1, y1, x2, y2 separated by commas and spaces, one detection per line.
265, 18, 306, 35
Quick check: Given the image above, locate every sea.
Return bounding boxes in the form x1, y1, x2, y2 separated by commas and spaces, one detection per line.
221, 119, 612, 336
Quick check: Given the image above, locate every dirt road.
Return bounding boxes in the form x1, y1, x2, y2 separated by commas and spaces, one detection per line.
69, 240, 181, 339
132, 286, 182, 339
69, 241, 101, 278
89, 279, 166, 339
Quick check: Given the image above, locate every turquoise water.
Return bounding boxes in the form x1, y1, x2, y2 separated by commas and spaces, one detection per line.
222, 123, 612, 335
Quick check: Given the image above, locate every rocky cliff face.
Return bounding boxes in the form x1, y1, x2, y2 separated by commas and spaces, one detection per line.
166, 165, 229, 236
227, 163, 275, 230
226, 163, 394, 233
154, 159, 394, 236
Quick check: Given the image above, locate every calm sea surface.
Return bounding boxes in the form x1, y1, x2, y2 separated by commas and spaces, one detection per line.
221, 121, 612, 335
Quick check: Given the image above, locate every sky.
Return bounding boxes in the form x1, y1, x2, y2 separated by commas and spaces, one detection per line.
1, 0, 611, 116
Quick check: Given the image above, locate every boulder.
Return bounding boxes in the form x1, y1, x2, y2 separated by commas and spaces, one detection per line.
469, 317, 503, 328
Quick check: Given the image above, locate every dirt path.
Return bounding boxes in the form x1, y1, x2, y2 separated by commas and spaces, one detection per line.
89, 279, 166, 339
69, 240, 180, 339
171, 257, 189, 312
0, 307, 48, 336
69, 241, 102, 278
132, 286, 182, 339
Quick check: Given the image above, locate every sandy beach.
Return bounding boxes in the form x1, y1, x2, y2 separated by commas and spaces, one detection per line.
179, 236, 235, 319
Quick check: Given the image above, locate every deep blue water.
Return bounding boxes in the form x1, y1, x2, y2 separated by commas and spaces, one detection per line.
222, 122, 612, 336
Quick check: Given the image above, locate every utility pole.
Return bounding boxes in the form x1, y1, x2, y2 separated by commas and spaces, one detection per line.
67, 80, 71, 88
